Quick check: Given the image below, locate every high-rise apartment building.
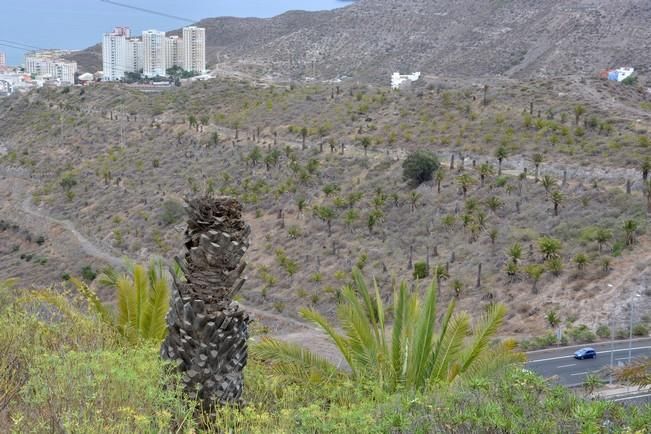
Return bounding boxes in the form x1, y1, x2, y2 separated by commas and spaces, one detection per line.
165, 36, 182, 71
0, 52, 6, 67
102, 29, 128, 81
126, 38, 144, 74
182, 26, 206, 73
142, 30, 166, 77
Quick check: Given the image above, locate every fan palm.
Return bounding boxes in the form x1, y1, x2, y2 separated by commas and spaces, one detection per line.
254, 269, 522, 392
72, 259, 171, 344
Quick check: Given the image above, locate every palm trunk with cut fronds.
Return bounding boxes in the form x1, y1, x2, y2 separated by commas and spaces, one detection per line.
161, 196, 250, 409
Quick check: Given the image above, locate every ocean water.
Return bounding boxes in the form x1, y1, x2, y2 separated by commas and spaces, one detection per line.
0, 0, 355, 65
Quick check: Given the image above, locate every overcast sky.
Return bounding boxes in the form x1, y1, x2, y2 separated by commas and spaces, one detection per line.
0, 0, 353, 65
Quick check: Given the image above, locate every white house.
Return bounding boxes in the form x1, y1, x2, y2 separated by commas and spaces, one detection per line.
608, 67, 635, 82
391, 72, 421, 90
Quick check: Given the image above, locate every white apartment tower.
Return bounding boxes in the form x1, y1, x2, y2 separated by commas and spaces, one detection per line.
0, 52, 6, 67
182, 26, 206, 73
142, 29, 166, 77
102, 28, 129, 81
165, 36, 182, 71
24, 51, 78, 84
126, 38, 144, 74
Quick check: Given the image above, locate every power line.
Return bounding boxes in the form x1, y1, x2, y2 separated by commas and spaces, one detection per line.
0, 39, 43, 50
99, 0, 196, 23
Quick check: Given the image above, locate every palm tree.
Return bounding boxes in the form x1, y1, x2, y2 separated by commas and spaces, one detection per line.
297, 197, 307, 219
495, 146, 508, 176
538, 236, 562, 260
344, 208, 359, 232
451, 279, 464, 298
161, 196, 251, 408
300, 126, 308, 150
486, 196, 503, 213
188, 114, 197, 130
433, 264, 449, 294
623, 219, 638, 246
524, 264, 545, 294
409, 191, 422, 212
541, 175, 556, 194
435, 168, 445, 194
315, 205, 337, 236
642, 157, 651, 182
508, 243, 522, 264
574, 104, 586, 126
457, 173, 475, 198
477, 162, 494, 187
73, 259, 171, 344
546, 311, 560, 329
583, 374, 602, 398
574, 253, 589, 271
594, 228, 612, 253
358, 136, 372, 157
367, 209, 383, 234
532, 153, 543, 182
550, 190, 563, 216
253, 269, 521, 392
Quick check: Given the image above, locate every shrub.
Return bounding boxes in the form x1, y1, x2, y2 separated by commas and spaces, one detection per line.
413, 261, 429, 279
402, 150, 440, 184
568, 325, 596, 344
596, 324, 611, 339
633, 323, 649, 337
80, 265, 97, 282
160, 199, 185, 225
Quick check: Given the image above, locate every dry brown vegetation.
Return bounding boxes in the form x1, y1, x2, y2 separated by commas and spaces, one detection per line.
1, 75, 650, 341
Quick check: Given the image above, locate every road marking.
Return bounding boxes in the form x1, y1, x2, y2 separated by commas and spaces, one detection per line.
570, 372, 589, 376
557, 364, 576, 368
612, 393, 651, 402
527, 346, 651, 363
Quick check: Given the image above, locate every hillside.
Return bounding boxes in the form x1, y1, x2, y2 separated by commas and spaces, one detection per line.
69, 0, 651, 82
2, 74, 651, 345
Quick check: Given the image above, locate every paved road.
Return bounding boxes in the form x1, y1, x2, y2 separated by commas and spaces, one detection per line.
526, 338, 651, 387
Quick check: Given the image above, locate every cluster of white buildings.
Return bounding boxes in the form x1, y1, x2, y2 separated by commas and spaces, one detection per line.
102, 26, 206, 81
24, 50, 78, 85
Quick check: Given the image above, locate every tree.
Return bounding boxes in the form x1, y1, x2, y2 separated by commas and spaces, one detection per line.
574, 104, 586, 126
550, 190, 563, 216
642, 157, 651, 182
613, 359, 651, 387
533, 153, 543, 182
546, 311, 560, 329
59, 171, 78, 192
574, 253, 589, 271
434, 264, 449, 292
435, 168, 445, 194
300, 126, 308, 150
623, 219, 638, 246
314, 206, 337, 236
645, 179, 651, 213
451, 279, 464, 298
73, 259, 170, 344
508, 243, 522, 264
538, 236, 562, 260
161, 196, 251, 408
457, 173, 475, 198
188, 114, 197, 130
253, 269, 522, 391
247, 146, 262, 167
495, 146, 508, 176
358, 136, 372, 157
323, 183, 340, 198
594, 228, 612, 253
402, 150, 440, 185
477, 162, 495, 187
344, 209, 359, 232
409, 191, 422, 212
211, 132, 220, 146
583, 374, 602, 397
486, 196, 503, 213
367, 209, 383, 234
541, 175, 556, 193
525, 264, 545, 293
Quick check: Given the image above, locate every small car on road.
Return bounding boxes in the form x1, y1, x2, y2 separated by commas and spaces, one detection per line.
574, 347, 597, 360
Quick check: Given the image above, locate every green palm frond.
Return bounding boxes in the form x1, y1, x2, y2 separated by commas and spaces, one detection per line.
142, 275, 170, 341
406, 279, 438, 389
300, 307, 356, 376
460, 304, 507, 373
252, 337, 339, 383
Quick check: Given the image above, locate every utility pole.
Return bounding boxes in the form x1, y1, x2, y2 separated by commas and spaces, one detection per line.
60, 113, 64, 145
628, 293, 641, 364
609, 313, 615, 384
120, 104, 125, 147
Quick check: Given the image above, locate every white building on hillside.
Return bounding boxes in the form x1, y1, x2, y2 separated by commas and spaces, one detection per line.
182, 26, 206, 73
165, 35, 182, 71
25, 51, 77, 84
142, 29, 166, 77
608, 67, 635, 82
0, 52, 6, 67
126, 38, 144, 74
391, 72, 421, 90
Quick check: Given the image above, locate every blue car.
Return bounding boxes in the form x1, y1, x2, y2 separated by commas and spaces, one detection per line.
574, 348, 597, 360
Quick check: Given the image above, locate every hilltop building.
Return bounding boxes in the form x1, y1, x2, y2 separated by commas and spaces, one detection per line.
126, 38, 144, 75
142, 30, 166, 77
102, 28, 128, 81
24, 51, 77, 85
182, 26, 206, 73
0, 52, 5, 67
608, 67, 634, 82
165, 35, 182, 71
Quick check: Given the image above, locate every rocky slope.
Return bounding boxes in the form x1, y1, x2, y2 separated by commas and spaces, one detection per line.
69, 0, 651, 82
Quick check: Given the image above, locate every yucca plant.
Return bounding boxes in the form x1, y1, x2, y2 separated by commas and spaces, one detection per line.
72, 258, 171, 344
254, 268, 523, 392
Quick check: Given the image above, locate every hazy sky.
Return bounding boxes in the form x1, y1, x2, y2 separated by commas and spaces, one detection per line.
0, 0, 353, 65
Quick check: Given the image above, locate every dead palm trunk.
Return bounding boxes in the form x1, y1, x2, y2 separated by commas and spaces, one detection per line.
161, 196, 250, 409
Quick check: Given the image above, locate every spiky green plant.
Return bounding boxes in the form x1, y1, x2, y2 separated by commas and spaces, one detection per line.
253, 269, 522, 392
72, 259, 171, 344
